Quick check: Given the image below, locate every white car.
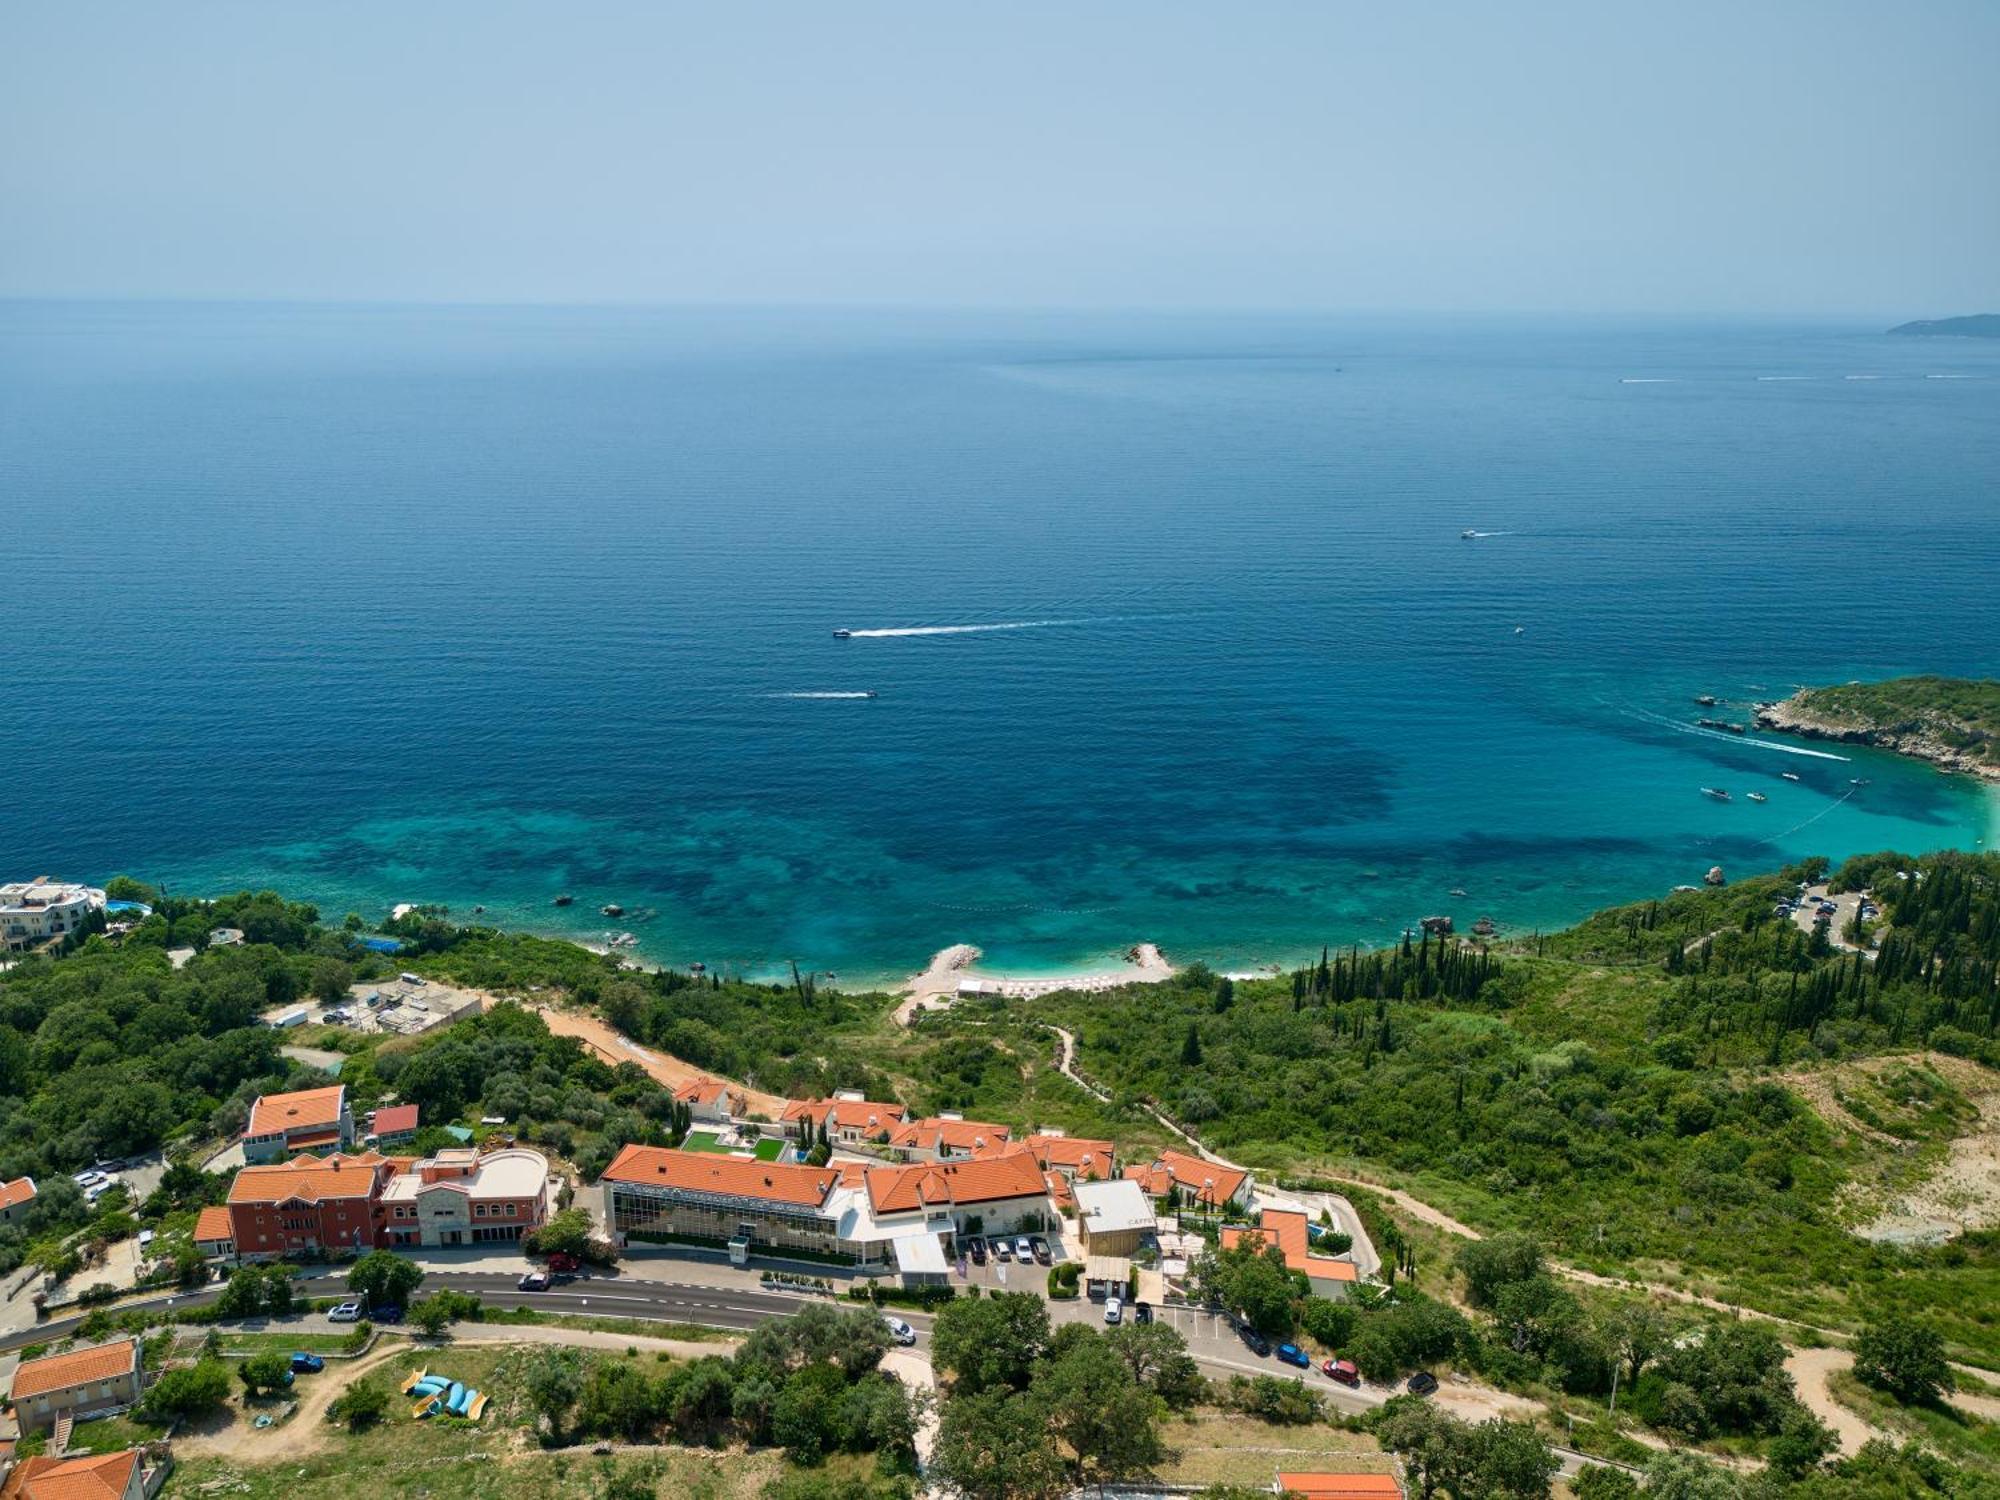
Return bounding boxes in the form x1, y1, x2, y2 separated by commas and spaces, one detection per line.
328, 1301, 364, 1323
881, 1315, 916, 1346
1104, 1296, 1123, 1325
1013, 1236, 1033, 1261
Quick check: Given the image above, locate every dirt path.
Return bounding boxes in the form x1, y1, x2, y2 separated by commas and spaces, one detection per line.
513, 1001, 787, 1116
176, 1341, 413, 1461
1047, 1024, 1111, 1103
1785, 1347, 1881, 1455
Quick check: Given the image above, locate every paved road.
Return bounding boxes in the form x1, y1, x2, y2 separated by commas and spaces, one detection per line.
0, 1269, 832, 1354
4, 1266, 1643, 1478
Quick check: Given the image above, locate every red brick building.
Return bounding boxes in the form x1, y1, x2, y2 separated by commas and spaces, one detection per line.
223, 1152, 394, 1259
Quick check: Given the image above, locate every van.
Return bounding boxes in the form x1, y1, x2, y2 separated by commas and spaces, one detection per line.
399, 972, 426, 987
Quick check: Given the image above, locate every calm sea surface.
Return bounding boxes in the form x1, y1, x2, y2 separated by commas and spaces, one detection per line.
3, 303, 1996, 982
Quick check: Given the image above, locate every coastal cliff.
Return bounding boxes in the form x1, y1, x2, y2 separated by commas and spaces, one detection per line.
1755, 676, 2000, 782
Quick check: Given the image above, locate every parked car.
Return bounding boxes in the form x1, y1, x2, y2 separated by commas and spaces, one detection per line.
1103, 1296, 1123, 1325
1406, 1371, 1440, 1396
1029, 1236, 1052, 1265
966, 1236, 987, 1265
328, 1301, 364, 1323
546, 1251, 582, 1274
882, 1315, 917, 1346
1277, 1343, 1311, 1369
1240, 1327, 1272, 1358
1133, 1302, 1153, 1325
1322, 1358, 1360, 1386
993, 1239, 1013, 1262
289, 1352, 325, 1374
518, 1271, 550, 1292
1013, 1236, 1034, 1261
370, 1304, 405, 1324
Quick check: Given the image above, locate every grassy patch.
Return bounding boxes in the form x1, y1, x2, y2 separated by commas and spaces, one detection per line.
1829, 1370, 2000, 1476
211, 1331, 380, 1356
1155, 1409, 1385, 1488
468, 1307, 735, 1342
62, 1413, 170, 1455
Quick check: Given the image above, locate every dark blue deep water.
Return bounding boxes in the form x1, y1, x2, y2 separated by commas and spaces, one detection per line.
3, 303, 1996, 982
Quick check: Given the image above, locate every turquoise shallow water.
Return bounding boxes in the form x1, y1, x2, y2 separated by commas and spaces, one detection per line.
2, 304, 1995, 982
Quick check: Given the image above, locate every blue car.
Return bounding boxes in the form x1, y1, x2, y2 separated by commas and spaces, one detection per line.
1276, 1343, 1311, 1369
290, 1352, 325, 1374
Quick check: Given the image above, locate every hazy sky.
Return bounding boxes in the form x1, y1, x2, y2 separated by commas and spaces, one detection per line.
4, 1, 1996, 314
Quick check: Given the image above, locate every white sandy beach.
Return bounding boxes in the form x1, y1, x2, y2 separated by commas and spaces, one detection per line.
895, 940, 1174, 1025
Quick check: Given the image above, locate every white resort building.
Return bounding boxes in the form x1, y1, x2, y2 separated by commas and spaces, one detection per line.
1, 879, 106, 951
380, 1147, 557, 1248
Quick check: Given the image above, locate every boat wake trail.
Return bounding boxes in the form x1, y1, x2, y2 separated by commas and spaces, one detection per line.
840, 619, 1080, 638
766, 691, 877, 699
1617, 707, 1852, 761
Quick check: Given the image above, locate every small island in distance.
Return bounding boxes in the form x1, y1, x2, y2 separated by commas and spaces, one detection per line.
1887, 313, 2000, 338
1757, 674, 2000, 780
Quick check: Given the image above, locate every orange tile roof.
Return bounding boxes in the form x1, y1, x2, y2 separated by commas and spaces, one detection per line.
284, 1128, 343, 1149
1024, 1134, 1114, 1177
781, 1097, 908, 1134
866, 1151, 1048, 1214
9, 1339, 138, 1401
885, 1117, 1011, 1154
0, 1176, 36, 1211
1221, 1208, 1359, 1283
247, 1085, 346, 1137
227, 1151, 386, 1207
1126, 1148, 1247, 1207
4, 1450, 142, 1500
1277, 1475, 1402, 1499
673, 1076, 728, 1106
370, 1104, 419, 1136
602, 1146, 839, 1208
192, 1205, 235, 1244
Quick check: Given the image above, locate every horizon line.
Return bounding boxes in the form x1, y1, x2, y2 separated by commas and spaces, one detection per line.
0, 294, 1962, 326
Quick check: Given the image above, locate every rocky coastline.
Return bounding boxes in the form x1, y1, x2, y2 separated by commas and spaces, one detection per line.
1755, 692, 2000, 783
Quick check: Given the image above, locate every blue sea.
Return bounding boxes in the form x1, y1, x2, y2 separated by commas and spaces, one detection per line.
3, 303, 1996, 984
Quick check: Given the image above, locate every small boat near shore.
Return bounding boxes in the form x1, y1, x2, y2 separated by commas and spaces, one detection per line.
1781, 771, 1802, 782
1747, 792, 1768, 803
600, 903, 624, 918
1701, 787, 1732, 801
1694, 694, 1719, 707
831, 628, 853, 639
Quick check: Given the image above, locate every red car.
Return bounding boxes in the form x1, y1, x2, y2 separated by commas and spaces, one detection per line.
1321, 1358, 1360, 1386
546, 1251, 582, 1275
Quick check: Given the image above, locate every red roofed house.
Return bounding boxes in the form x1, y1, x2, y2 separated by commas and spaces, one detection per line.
862, 1151, 1050, 1234
1021, 1131, 1115, 1182
1222, 1207, 1359, 1299
192, 1204, 236, 1260
780, 1093, 909, 1146
0, 1449, 150, 1500
0, 1175, 36, 1226
673, 1075, 746, 1125
7, 1339, 141, 1433
883, 1114, 1012, 1163
368, 1103, 420, 1147
242, 1085, 354, 1163
224, 1151, 394, 1259
1123, 1147, 1253, 1214
602, 1146, 845, 1260
1275, 1473, 1403, 1500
